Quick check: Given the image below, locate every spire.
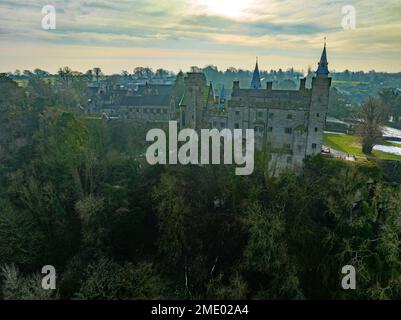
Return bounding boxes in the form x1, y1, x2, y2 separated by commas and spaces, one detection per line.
316, 39, 329, 75
251, 57, 262, 89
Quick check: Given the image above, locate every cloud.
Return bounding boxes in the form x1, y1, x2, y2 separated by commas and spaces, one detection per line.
0, 0, 400, 72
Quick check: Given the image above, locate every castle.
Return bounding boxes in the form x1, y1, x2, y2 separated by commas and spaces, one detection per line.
178, 43, 331, 171
89, 43, 331, 172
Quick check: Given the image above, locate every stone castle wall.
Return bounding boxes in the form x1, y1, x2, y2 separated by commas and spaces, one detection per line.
180, 72, 331, 172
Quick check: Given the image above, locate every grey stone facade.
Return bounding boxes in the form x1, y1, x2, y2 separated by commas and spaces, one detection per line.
88, 83, 174, 122
90, 44, 331, 172
178, 44, 331, 172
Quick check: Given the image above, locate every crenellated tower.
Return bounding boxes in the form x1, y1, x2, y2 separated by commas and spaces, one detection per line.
306, 41, 332, 155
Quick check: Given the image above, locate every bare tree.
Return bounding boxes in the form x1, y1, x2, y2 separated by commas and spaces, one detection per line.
121, 70, 129, 78
354, 97, 388, 155
93, 67, 102, 83
58, 66, 72, 85
85, 69, 94, 81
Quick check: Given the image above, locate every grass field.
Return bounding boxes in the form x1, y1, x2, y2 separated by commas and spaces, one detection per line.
323, 133, 401, 161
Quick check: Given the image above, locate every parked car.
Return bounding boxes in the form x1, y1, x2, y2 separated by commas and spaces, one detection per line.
321, 146, 331, 154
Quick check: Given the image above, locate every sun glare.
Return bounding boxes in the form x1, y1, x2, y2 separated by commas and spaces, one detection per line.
192, 0, 252, 19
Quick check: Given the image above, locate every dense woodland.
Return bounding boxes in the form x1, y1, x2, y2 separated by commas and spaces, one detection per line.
1, 73, 401, 300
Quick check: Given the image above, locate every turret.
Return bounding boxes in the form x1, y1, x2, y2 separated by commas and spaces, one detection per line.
316, 40, 329, 76
306, 41, 332, 155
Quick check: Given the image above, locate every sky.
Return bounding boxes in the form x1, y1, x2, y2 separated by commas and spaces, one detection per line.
0, 0, 401, 74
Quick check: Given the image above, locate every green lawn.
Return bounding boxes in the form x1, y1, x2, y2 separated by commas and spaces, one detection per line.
323, 133, 401, 161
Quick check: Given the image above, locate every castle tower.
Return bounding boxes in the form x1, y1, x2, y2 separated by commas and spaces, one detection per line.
251, 58, 262, 89
180, 72, 208, 130
306, 41, 332, 155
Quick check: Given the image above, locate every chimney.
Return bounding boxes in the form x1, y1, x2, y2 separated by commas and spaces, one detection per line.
232, 81, 240, 95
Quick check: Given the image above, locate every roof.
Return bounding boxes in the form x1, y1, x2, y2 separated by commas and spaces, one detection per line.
251, 60, 262, 89
316, 42, 329, 75
121, 94, 170, 106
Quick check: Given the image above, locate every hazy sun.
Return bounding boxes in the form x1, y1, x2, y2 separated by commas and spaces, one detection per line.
192, 0, 252, 19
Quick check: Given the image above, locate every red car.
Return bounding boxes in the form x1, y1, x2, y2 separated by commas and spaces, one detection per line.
322, 146, 331, 154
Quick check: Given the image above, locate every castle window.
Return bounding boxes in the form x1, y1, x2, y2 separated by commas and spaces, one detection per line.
269, 112, 274, 119
316, 113, 320, 117
315, 127, 318, 132
268, 126, 273, 132
220, 122, 225, 128
312, 143, 317, 149
285, 128, 292, 134
258, 111, 263, 117
235, 111, 240, 116
235, 123, 240, 129
287, 114, 293, 119
213, 121, 217, 127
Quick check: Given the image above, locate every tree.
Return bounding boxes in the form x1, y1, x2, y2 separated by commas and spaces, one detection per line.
133, 67, 145, 79
0, 203, 45, 268
242, 203, 302, 299
155, 68, 169, 78
1, 264, 57, 300
354, 97, 388, 155
33, 69, 49, 78
58, 67, 73, 85
328, 87, 356, 120
85, 69, 94, 81
121, 70, 129, 79
133, 67, 153, 79
379, 88, 401, 127
190, 66, 201, 73
92, 67, 102, 83
278, 79, 296, 90
23, 70, 34, 79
